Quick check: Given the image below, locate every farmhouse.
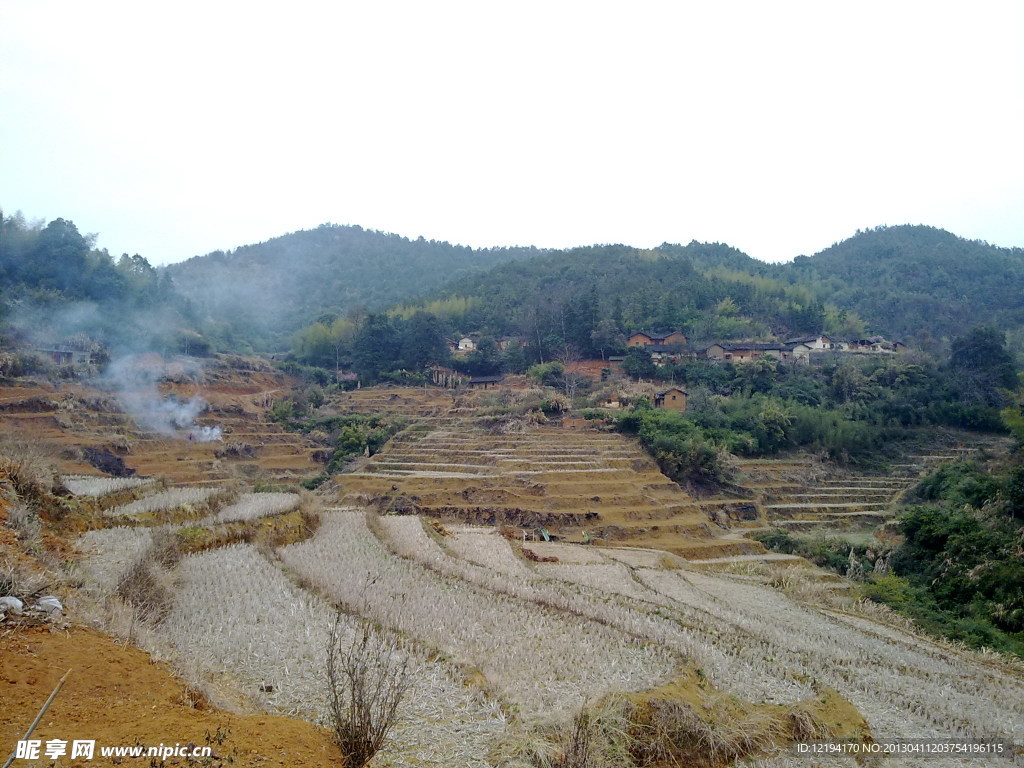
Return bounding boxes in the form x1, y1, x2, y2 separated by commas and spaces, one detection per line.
468, 375, 503, 390
458, 337, 476, 351
704, 342, 792, 363
783, 335, 836, 351
654, 387, 687, 411
626, 330, 688, 348
33, 344, 92, 366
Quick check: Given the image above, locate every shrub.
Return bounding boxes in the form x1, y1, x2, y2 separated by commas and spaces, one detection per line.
326, 610, 412, 768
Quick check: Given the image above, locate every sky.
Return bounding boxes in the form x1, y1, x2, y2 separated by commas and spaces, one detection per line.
1, 1, 1022, 265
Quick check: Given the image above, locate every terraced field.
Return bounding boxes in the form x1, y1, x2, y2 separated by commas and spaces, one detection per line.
745, 443, 990, 536
329, 388, 767, 561
70, 472, 1024, 767
10, 377, 1024, 766
0, 358, 323, 485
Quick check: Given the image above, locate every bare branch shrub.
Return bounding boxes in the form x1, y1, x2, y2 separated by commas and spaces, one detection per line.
115, 558, 172, 624
0, 437, 55, 503
325, 609, 412, 768
6, 502, 42, 547
556, 709, 593, 768
0, 555, 48, 600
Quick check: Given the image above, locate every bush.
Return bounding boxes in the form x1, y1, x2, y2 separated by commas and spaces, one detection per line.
326, 611, 412, 768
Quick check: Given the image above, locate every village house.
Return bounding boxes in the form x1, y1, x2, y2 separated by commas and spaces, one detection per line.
626, 330, 688, 348
457, 337, 476, 351
846, 336, 899, 353
468, 375, 503, 390
783, 335, 836, 351
654, 387, 687, 411
704, 342, 795, 363
33, 344, 92, 366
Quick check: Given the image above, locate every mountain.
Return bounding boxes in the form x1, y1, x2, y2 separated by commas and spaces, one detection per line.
166, 224, 540, 352
778, 225, 1024, 345
385, 225, 1024, 358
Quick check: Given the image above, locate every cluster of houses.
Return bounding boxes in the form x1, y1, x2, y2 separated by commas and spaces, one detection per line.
624, 330, 905, 366
448, 336, 527, 355
438, 329, 909, 410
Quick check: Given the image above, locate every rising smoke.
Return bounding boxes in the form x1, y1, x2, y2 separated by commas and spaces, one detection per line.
103, 355, 222, 441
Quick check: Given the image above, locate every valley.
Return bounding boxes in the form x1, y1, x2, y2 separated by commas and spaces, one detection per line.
3, 361, 1021, 767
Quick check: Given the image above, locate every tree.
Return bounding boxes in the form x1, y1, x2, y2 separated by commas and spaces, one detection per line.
455, 337, 502, 376
352, 314, 395, 381
621, 347, 656, 380
949, 326, 1018, 406
554, 344, 585, 402
398, 311, 446, 369
590, 317, 624, 361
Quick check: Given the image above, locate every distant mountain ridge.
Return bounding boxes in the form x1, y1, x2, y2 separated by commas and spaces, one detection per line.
166, 224, 541, 351
777, 225, 1024, 343
167, 221, 1024, 356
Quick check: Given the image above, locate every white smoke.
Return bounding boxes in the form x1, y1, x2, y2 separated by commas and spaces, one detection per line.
103, 354, 223, 441
190, 425, 223, 443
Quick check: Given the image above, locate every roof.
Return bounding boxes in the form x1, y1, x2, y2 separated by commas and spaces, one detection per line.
468, 375, 504, 384
784, 335, 828, 344
656, 387, 688, 396
718, 342, 786, 352
631, 330, 684, 340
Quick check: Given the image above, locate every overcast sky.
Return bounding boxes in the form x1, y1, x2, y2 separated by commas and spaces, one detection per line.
2, 1, 1021, 265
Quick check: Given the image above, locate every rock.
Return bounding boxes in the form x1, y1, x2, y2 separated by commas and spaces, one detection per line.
37, 596, 63, 617
0, 596, 24, 615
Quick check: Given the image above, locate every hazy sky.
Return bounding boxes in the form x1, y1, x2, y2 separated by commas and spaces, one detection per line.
2, 1, 1021, 265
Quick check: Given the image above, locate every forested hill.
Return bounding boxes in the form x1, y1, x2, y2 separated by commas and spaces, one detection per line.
778, 225, 1024, 345
0, 212, 198, 354
167, 224, 540, 351
396, 225, 1024, 354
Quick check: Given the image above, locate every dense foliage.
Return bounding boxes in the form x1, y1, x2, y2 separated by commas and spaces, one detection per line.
400, 242, 851, 361
611, 340, 1016, 488
168, 224, 539, 352
0, 211, 199, 354
865, 458, 1024, 657
783, 225, 1024, 351
269, 393, 407, 475
376, 225, 1024, 364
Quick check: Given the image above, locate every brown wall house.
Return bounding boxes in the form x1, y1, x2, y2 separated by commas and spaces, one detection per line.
627, 330, 688, 347
627, 332, 655, 347
654, 387, 687, 411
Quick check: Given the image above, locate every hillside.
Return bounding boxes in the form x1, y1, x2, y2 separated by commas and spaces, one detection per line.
3, 375, 1023, 767
780, 225, 1024, 346
380, 225, 1024, 356
0, 212, 199, 354
166, 224, 540, 352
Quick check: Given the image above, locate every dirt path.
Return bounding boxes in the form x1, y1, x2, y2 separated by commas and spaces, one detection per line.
0, 626, 340, 767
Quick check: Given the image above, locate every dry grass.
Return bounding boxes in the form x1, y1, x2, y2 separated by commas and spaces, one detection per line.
107, 486, 223, 517
0, 554, 49, 600
280, 510, 675, 717
155, 543, 505, 766
61, 475, 155, 497
205, 492, 300, 524
0, 436, 56, 503
115, 557, 173, 624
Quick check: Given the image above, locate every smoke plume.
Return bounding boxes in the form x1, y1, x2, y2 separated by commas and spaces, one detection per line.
103, 354, 222, 441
